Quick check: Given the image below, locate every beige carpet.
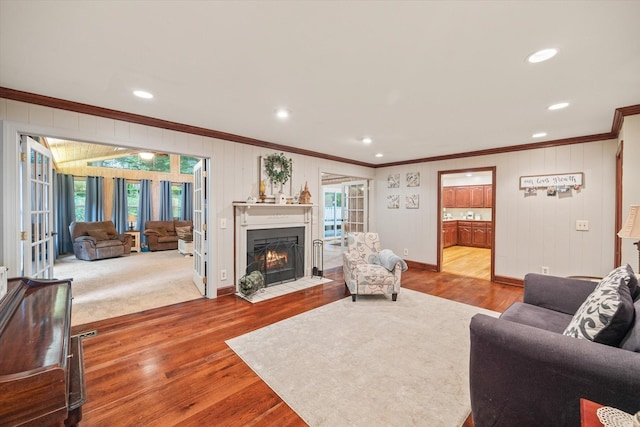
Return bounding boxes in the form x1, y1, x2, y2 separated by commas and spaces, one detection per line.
54, 251, 203, 326
226, 289, 498, 427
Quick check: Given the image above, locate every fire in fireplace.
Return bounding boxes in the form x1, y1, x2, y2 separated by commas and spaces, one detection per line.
246, 227, 305, 286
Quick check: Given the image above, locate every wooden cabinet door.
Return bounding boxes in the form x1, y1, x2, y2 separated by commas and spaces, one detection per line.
455, 186, 470, 208
486, 223, 493, 249
470, 186, 484, 208
472, 223, 486, 246
458, 222, 472, 245
484, 185, 493, 208
443, 221, 457, 248
443, 187, 456, 208
442, 226, 452, 248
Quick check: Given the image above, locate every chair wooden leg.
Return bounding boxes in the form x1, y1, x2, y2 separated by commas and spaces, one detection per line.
392, 293, 397, 301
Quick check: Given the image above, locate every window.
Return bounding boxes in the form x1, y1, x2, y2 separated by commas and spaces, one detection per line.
180, 156, 200, 174
171, 184, 182, 219
88, 155, 171, 172
73, 179, 86, 221
127, 182, 140, 222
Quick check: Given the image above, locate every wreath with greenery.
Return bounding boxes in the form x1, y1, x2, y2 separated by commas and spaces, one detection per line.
264, 153, 292, 185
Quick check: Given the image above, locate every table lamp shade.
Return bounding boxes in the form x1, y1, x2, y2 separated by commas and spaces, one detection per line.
618, 205, 640, 239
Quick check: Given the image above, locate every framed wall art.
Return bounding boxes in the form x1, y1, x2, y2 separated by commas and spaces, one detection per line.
387, 173, 400, 188
387, 194, 400, 209
406, 194, 419, 209
406, 172, 420, 187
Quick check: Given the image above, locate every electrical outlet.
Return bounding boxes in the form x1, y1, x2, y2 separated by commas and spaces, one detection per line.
403, 248, 409, 256
220, 218, 227, 229
541, 266, 549, 275
576, 220, 589, 231
220, 269, 227, 281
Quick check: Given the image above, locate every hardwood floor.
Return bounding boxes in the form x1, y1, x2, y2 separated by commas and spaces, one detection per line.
71, 267, 523, 426
442, 246, 491, 281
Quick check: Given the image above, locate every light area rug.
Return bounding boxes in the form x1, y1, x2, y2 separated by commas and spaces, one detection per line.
226, 288, 498, 427
54, 251, 202, 326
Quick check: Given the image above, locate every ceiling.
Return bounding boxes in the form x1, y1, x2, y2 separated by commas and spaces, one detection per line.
1, 1, 639, 166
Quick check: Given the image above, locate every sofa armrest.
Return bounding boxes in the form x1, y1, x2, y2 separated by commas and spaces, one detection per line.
470, 314, 640, 427
144, 229, 160, 236
523, 273, 598, 315
116, 234, 132, 243
74, 236, 97, 244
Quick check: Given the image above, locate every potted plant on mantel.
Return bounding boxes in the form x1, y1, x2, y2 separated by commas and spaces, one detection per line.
264, 152, 292, 204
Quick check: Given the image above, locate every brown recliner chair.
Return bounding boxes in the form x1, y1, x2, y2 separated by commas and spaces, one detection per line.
143, 220, 193, 251
69, 221, 132, 261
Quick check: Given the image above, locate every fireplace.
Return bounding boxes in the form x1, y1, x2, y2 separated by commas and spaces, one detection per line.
233, 203, 314, 292
246, 227, 305, 286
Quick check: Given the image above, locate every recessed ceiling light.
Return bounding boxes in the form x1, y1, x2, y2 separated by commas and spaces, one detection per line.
548, 102, 569, 111
139, 152, 155, 160
375, 153, 383, 158
362, 137, 373, 144
532, 132, 547, 138
276, 109, 290, 119
133, 90, 153, 99
466, 173, 473, 177
527, 48, 558, 63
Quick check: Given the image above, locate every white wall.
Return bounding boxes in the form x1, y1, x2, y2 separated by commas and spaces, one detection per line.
375, 140, 620, 279
1, 96, 634, 284
620, 114, 640, 270
0, 98, 374, 295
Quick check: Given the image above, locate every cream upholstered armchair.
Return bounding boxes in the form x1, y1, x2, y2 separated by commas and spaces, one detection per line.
342, 232, 406, 302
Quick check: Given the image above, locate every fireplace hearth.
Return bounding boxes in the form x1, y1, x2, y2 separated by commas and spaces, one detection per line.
246, 227, 305, 286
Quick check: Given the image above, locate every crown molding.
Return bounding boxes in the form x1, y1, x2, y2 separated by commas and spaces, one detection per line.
1, 87, 637, 169
0, 87, 373, 168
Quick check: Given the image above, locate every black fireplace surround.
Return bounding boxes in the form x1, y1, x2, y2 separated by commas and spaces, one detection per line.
246, 227, 305, 286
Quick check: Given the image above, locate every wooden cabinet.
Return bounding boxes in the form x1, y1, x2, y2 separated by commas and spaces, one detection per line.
443, 187, 456, 208
443, 185, 492, 208
484, 185, 493, 208
442, 221, 458, 248
458, 221, 472, 246
472, 222, 487, 246
454, 187, 470, 208
456, 221, 492, 249
470, 186, 485, 208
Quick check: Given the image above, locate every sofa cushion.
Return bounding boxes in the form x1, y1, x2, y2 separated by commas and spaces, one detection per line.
601, 264, 637, 298
563, 277, 634, 346
500, 302, 573, 334
155, 227, 168, 237
87, 229, 110, 241
619, 299, 640, 352
175, 226, 193, 241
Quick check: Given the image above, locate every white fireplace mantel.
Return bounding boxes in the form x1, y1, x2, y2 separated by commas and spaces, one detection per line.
233, 203, 317, 287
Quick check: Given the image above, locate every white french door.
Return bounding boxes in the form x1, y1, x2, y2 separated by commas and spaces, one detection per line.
20, 136, 55, 278
192, 159, 207, 295
341, 180, 368, 249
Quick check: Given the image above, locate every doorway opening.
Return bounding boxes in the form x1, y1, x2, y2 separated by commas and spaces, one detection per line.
19, 134, 208, 325
320, 173, 370, 271
438, 167, 495, 281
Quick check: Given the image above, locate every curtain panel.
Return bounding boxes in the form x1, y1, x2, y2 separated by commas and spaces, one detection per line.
85, 176, 104, 222
112, 177, 128, 233
160, 180, 173, 221
181, 182, 193, 221
54, 172, 75, 256
138, 179, 153, 245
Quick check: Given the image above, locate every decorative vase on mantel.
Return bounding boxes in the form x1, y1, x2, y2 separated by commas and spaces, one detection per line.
259, 180, 266, 202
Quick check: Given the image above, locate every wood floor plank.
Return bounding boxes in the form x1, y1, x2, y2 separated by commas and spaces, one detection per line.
71, 268, 522, 426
